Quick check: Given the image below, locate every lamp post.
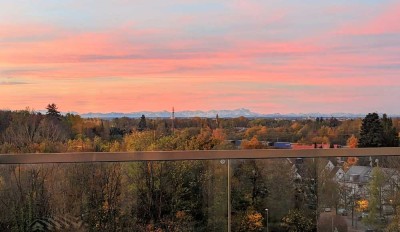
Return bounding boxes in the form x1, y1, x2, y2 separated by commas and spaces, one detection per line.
265, 208, 269, 232
227, 159, 231, 232
252, 170, 257, 205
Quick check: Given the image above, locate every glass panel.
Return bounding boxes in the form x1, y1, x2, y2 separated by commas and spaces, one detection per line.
230, 158, 318, 232
0, 160, 228, 231
317, 155, 400, 232
1, 152, 400, 231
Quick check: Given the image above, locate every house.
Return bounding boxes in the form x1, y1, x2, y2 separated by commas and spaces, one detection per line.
329, 166, 345, 182
342, 166, 372, 197
286, 158, 302, 180
323, 160, 335, 171
287, 158, 344, 183
342, 166, 400, 205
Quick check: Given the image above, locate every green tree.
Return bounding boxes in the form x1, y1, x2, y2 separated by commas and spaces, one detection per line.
282, 209, 314, 232
382, 114, 399, 147
138, 115, 147, 132
364, 167, 385, 229
359, 113, 384, 147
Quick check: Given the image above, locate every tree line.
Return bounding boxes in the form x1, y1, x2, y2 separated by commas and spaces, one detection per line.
0, 104, 399, 231
0, 104, 398, 154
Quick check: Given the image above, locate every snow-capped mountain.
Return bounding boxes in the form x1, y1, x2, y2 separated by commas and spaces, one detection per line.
78, 109, 376, 119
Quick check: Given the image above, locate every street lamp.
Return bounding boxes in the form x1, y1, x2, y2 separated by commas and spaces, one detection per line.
265, 208, 269, 232
251, 170, 257, 205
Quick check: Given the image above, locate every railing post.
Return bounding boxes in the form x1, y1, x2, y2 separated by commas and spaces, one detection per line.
228, 159, 231, 232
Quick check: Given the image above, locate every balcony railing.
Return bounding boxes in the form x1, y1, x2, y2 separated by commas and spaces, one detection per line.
1, 147, 400, 231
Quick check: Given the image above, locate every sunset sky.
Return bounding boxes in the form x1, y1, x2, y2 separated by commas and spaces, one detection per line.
1, 0, 400, 114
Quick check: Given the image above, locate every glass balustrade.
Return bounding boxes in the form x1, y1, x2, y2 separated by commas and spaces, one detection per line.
1, 148, 400, 231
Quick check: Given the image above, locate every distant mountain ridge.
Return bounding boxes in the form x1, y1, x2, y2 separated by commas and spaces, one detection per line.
76, 109, 380, 119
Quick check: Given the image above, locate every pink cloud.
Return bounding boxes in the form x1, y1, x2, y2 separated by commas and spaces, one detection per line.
0, 23, 55, 39
1, 10, 399, 115
336, 2, 400, 35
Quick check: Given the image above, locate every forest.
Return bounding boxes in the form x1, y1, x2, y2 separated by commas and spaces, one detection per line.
0, 105, 399, 231
1, 104, 398, 154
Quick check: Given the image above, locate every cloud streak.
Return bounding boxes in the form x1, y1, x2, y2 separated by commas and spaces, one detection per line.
1, 0, 399, 114
0, 81, 29, 85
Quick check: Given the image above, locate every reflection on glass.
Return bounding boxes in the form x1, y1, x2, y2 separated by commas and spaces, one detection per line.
0, 160, 228, 231
319, 155, 400, 232
230, 158, 317, 231
1, 154, 400, 231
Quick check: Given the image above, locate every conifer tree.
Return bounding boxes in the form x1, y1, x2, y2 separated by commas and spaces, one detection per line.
138, 115, 147, 132
381, 114, 399, 147
46, 103, 61, 117
359, 113, 384, 147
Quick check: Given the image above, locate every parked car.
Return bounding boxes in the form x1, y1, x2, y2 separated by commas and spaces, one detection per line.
383, 205, 394, 215
337, 208, 348, 216
376, 216, 387, 223
362, 212, 369, 218
358, 212, 369, 220
324, 208, 331, 212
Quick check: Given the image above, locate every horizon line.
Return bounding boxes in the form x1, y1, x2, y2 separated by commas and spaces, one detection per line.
2, 107, 398, 117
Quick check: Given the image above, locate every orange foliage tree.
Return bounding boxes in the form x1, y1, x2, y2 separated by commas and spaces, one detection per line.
347, 134, 358, 148
239, 209, 264, 232
241, 136, 264, 149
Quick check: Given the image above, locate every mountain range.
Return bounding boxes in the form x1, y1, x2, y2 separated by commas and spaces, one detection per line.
74, 109, 378, 119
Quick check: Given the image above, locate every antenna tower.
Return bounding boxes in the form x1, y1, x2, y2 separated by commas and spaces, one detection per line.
171, 107, 175, 134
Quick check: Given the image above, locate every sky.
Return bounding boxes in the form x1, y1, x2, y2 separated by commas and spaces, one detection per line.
1, 0, 400, 114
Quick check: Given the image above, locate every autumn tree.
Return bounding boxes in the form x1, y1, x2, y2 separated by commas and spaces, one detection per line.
1, 110, 42, 152
0, 164, 57, 231
318, 165, 340, 212
231, 159, 294, 231
281, 209, 314, 232
65, 113, 84, 137
38, 117, 68, 143
124, 131, 154, 151
238, 208, 264, 232
347, 134, 358, 148
241, 136, 263, 149
346, 157, 358, 167
364, 167, 386, 230
123, 159, 228, 231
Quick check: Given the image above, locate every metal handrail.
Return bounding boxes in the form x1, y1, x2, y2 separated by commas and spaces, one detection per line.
1, 147, 400, 164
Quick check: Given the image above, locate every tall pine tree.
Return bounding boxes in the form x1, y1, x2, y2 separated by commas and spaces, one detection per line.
381, 114, 399, 147
138, 115, 147, 132
46, 103, 61, 118
359, 113, 384, 147
359, 113, 399, 148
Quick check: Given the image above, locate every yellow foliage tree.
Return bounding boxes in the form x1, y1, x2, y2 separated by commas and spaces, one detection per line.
356, 199, 369, 212
239, 209, 264, 232
123, 131, 154, 151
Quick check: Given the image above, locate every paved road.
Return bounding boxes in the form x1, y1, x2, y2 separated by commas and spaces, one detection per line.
320, 211, 369, 232
343, 213, 369, 232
